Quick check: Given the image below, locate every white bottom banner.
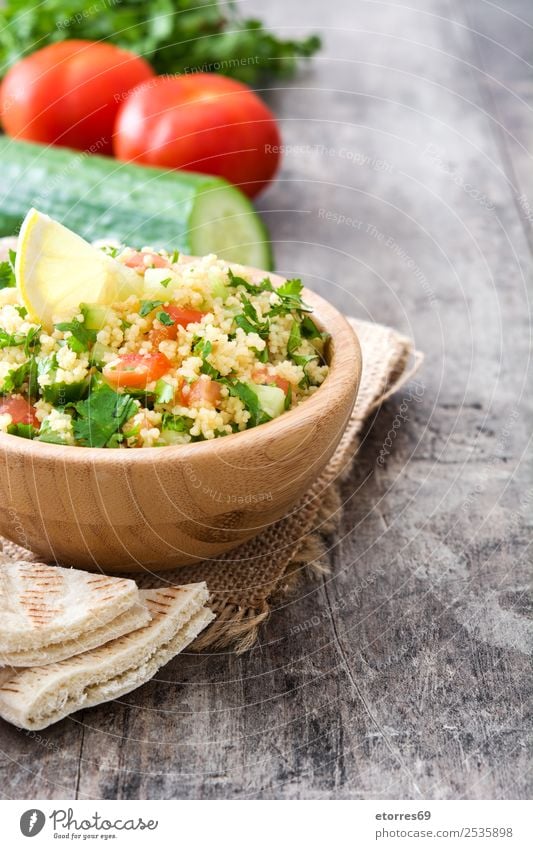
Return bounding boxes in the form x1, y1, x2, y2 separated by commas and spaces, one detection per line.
2, 799, 531, 848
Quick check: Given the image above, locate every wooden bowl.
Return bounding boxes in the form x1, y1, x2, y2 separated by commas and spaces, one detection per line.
0, 266, 361, 572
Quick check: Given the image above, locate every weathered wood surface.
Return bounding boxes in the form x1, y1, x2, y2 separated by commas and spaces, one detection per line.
0, 0, 531, 799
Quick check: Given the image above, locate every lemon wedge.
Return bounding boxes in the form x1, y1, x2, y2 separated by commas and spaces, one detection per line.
16, 208, 141, 330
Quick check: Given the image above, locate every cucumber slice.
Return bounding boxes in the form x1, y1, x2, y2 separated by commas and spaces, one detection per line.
154, 379, 175, 405
0, 139, 273, 271
189, 184, 273, 270
248, 382, 286, 419
90, 342, 115, 367
81, 303, 112, 331
211, 278, 230, 302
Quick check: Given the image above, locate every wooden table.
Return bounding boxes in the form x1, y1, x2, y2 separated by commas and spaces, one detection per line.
1, 0, 531, 800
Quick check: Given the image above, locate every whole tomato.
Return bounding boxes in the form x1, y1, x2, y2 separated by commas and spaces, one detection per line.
0, 41, 154, 155
114, 73, 281, 197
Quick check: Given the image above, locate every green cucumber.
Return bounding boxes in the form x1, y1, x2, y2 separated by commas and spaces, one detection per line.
81, 303, 111, 331
0, 139, 273, 270
248, 382, 286, 419
154, 379, 175, 405
90, 342, 115, 367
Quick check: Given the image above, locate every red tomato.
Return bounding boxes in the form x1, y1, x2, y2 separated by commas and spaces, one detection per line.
114, 73, 281, 197
123, 251, 170, 269
181, 377, 222, 408
1, 41, 154, 154
252, 365, 290, 394
0, 396, 39, 427
149, 306, 205, 347
103, 352, 171, 389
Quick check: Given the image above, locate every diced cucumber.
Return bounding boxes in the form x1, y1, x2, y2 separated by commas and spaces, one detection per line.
90, 342, 116, 367
81, 303, 112, 331
248, 382, 286, 419
0, 139, 273, 270
159, 430, 192, 445
154, 379, 175, 405
211, 278, 230, 302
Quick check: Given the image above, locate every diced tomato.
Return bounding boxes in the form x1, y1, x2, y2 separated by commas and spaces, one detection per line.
103, 352, 171, 389
181, 377, 222, 408
149, 306, 206, 347
123, 250, 170, 269
252, 366, 290, 395
0, 396, 39, 427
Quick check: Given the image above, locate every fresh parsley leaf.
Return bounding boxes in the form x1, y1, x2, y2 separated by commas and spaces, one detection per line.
269, 278, 312, 317
193, 337, 220, 379
300, 315, 324, 339
234, 296, 270, 340
54, 319, 96, 353
0, 326, 41, 352
0, 2, 320, 86
7, 422, 37, 440
161, 413, 193, 433
0, 360, 32, 394
0, 260, 15, 289
156, 310, 174, 326
223, 379, 271, 428
286, 320, 318, 386
72, 383, 137, 448
139, 299, 165, 317
34, 420, 69, 445
284, 384, 293, 410
227, 268, 274, 295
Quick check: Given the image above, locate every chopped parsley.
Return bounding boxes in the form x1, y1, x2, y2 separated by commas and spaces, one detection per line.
139, 299, 165, 317
54, 318, 96, 353
156, 310, 174, 326
223, 380, 271, 428
0, 250, 16, 289
0, 325, 41, 354
0, 360, 32, 394
193, 338, 219, 379
72, 382, 138, 448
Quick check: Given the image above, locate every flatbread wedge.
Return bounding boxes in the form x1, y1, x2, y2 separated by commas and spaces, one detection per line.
1, 602, 151, 666
0, 561, 141, 654
0, 583, 214, 730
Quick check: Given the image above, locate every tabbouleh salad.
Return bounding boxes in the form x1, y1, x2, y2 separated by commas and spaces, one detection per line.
0, 247, 329, 448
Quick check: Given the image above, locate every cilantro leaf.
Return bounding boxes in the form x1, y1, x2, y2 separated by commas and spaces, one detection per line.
156, 310, 174, 326
234, 296, 270, 340
54, 319, 96, 353
0, 325, 41, 352
0, 360, 32, 394
139, 299, 165, 317
161, 413, 193, 433
227, 268, 275, 296
0, 260, 15, 290
72, 382, 137, 448
223, 379, 271, 428
34, 420, 69, 445
268, 278, 312, 317
193, 337, 220, 379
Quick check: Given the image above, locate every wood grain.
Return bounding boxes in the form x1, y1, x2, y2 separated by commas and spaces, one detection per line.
0, 0, 531, 800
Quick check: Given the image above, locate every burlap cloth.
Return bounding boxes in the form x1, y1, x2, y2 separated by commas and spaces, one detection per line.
0, 318, 423, 652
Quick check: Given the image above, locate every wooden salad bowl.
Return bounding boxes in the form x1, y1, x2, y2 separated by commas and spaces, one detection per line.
0, 264, 361, 572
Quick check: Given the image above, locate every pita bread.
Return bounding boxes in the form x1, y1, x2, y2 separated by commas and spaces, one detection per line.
0, 583, 214, 730
0, 561, 140, 653
1, 602, 151, 666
